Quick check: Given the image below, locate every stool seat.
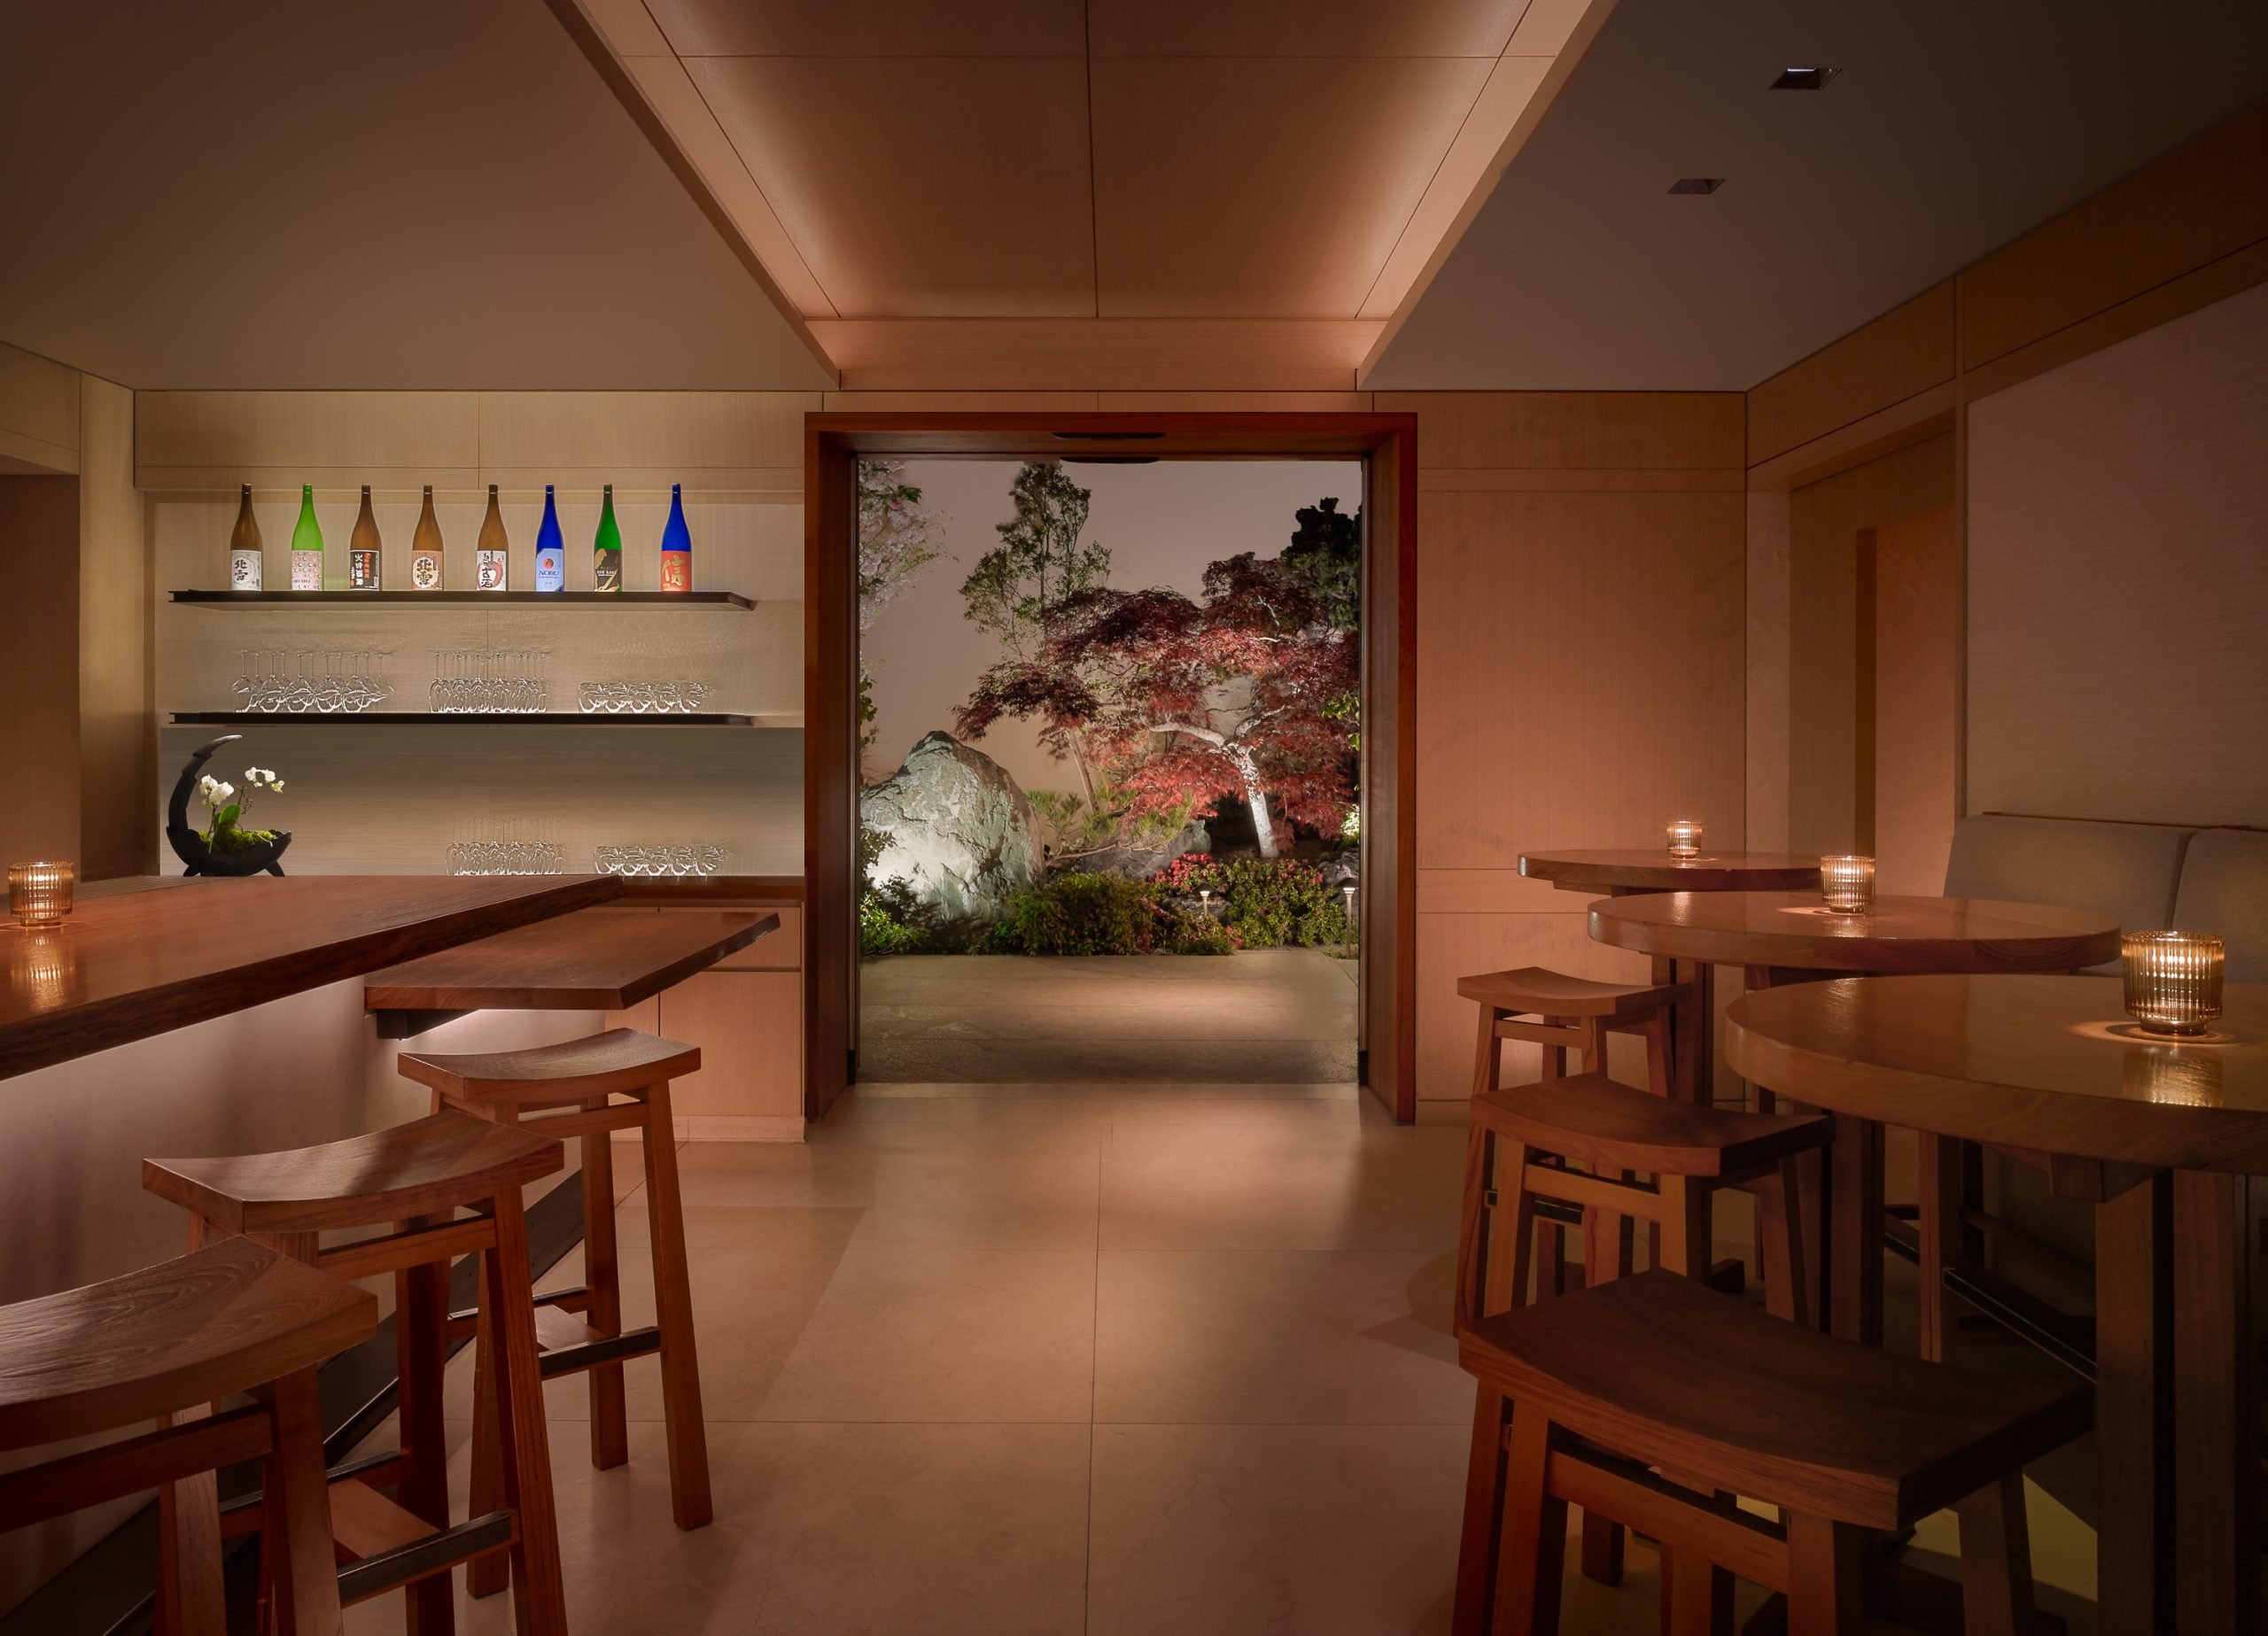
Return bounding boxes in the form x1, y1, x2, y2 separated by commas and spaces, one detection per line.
144, 1110, 563, 1234
0, 1237, 373, 1449
1477, 1074, 1829, 1177
1462, 1270, 2090, 1532
1456, 966, 1684, 1019
397, 1027, 702, 1103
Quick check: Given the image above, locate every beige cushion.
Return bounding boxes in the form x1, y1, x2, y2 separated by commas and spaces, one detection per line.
2171, 829, 2268, 983
1943, 815, 2194, 973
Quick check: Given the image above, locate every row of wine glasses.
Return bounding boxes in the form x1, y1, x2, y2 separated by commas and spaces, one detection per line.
230, 649, 392, 713
578, 679, 711, 715
593, 843, 730, 878
432, 649, 548, 714
447, 819, 568, 875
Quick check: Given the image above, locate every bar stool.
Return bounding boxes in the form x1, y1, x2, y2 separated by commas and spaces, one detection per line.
144, 1111, 570, 1636
393, 1027, 711, 1574
0, 1237, 373, 1636
1457, 1074, 1829, 1599
1460, 967, 1691, 1297
1456, 1271, 2089, 1635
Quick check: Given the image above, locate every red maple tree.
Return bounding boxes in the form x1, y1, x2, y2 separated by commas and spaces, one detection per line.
955, 551, 1356, 857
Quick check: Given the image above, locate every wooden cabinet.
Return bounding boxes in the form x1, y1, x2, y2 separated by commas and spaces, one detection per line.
604, 905, 804, 1141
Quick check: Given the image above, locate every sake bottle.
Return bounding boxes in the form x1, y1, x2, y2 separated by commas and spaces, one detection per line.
229, 484, 263, 591
289, 485, 323, 591
409, 485, 445, 589
476, 485, 509, 591
659, 483, 692, 592
534, 485, 564, 592
348, 485, 383, 589
593, 484, 622, 593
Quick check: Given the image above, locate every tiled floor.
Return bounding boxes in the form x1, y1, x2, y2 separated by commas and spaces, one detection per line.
344, 1082, 2101, 1635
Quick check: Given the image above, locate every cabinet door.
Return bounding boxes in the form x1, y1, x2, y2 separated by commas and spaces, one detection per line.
656, 969, 804, 1140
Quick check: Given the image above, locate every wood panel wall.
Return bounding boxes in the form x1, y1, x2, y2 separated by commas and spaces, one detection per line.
76, 379, 151, 879
0, 475, 82, 866
1375, 392, 1747, 1116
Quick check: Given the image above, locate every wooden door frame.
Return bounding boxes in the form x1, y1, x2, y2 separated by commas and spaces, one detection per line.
804, 412, 1418, 1123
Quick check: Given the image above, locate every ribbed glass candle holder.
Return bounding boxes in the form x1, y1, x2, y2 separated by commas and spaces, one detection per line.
8, 861, 74, 929
1666, 820, 1702, 858
2123, 929, 2224, 1036
1819, 855, 1875, 914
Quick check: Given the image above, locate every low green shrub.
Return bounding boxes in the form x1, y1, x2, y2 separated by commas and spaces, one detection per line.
1150, 854, 1348, 948
994, 872, 1169, 956
860, 877, 931, 955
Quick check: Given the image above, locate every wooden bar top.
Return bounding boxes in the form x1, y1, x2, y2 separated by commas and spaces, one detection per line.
364, 908, 779, 1014
0, 875, 623, 1082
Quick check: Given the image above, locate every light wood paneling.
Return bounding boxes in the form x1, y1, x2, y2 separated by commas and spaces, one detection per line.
1968, 281, 2268, 828
1961, 102, 2268, 371
1416, 489, 1746, 870
136, 392, 481, 491
1090, 0, 1525, 58
1091, 57, 1491, 318
1377, 392, 1745, 470
76, 378, 151, 880
645, 0, 1082, 58
652, 968, 804, 1130
0, 339, 80, 474
476, 391, 819, 484
821, 391, 1101, 413
1784, 435, 1954, 855
1744, 490, 1791, 853
1096, 392, 1376, 413
1418, 467, 1744, 493
1869, 506, 1959, 896
0, 475, 81, 865
1748, 283, 1957, 465
1415, 870, 1570, 915
1744, 384, 1956, 494
810, 320, 1382, 392
687, 56, 1095, 320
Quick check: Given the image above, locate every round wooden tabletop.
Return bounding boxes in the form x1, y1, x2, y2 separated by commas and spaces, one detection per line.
1726, 974, 2268, 1171
1588, 891, 2121, 973
1518, 849, 1823, 893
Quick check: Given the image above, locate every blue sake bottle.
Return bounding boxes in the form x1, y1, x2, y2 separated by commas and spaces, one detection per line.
659, 483, 692, 592
533, 485, 564, 592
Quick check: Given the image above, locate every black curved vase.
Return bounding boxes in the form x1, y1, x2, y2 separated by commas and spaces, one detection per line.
167, 734, 291, 877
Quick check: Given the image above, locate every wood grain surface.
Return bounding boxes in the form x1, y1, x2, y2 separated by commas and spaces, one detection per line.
1589, 892, 2118, 974
1518, 850, 1823, 894
364, 910, 776, 1012
0, 874, 621, 1082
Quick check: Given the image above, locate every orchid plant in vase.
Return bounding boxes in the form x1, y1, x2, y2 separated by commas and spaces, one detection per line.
198, 764, 287, 854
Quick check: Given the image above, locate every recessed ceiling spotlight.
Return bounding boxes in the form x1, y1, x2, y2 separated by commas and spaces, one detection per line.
1667, 177, 1724, 196
1770, 66, 1839, 89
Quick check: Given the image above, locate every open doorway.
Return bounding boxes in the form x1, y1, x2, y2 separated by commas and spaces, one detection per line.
804, 414, 1418, 1124
853, 457, 1364, 1085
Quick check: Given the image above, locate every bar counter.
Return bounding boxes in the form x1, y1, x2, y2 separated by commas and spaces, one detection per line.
1, 873, 624, 1081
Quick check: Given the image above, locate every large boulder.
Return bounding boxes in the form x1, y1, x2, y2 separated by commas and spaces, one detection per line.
861, 732, 1042, 922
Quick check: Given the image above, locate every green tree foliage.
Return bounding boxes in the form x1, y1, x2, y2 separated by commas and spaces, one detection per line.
1283, 496, 1361, 632
857, 461, 944, 779
959, 462, 1112, 663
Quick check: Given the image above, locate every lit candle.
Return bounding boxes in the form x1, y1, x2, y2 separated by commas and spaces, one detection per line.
1666, 820, 1703, 858
1819, 855, 1875, 914
8, 861, 74, 930
2123, 929, 2224, 1036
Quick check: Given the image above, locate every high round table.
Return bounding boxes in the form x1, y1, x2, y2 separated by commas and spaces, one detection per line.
1728, 974, 2266, 1635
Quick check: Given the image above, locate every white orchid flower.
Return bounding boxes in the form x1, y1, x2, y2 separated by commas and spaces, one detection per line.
271, 779, 284, 791
214, 781, 236, 802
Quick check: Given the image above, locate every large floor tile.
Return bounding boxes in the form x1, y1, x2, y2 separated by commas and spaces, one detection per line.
346, 1417, 1090, 1636
1099, 1122, 1464, 1251
1086, 1423, 1468, 1636
1095, 1249, 1469, 1425
753, 1240, 1097, 1423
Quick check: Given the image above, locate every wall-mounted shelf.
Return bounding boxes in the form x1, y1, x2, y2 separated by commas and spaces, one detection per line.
168, 711, 800, 729
171, 590, 756, 609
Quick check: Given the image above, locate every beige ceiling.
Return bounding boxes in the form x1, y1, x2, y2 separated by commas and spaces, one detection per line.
587, 0, 1605, 337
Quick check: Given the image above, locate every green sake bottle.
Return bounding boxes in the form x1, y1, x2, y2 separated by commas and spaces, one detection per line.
289, 485, 323, 591
593, 484, 623, 592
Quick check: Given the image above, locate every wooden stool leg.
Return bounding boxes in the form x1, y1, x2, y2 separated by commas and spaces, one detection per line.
396, 1226, 455, 1636
640, 1081, 713, 1531
1643, 1015, 1675, 1101
260, 1367, 344, 1636
1576, 1190, 1635, 1587
1953, 1476, 2036, 1636
1472, 1004, 1505, 1098
1783, 1514, 1866, 1634
1492, 1402, 1565, 1636
581, 1113, 630, 1471
482, 1192, 571, 1636
1915, 1134, 1964, 1361
1664, 1547, 1733, 1636
465, 1329, 509, 1600
156, 1407, 225, 1636
1758, 1162, 1810, 1328
1658, 1177, 1713, 1281
1453, 1386, 1511, 1636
